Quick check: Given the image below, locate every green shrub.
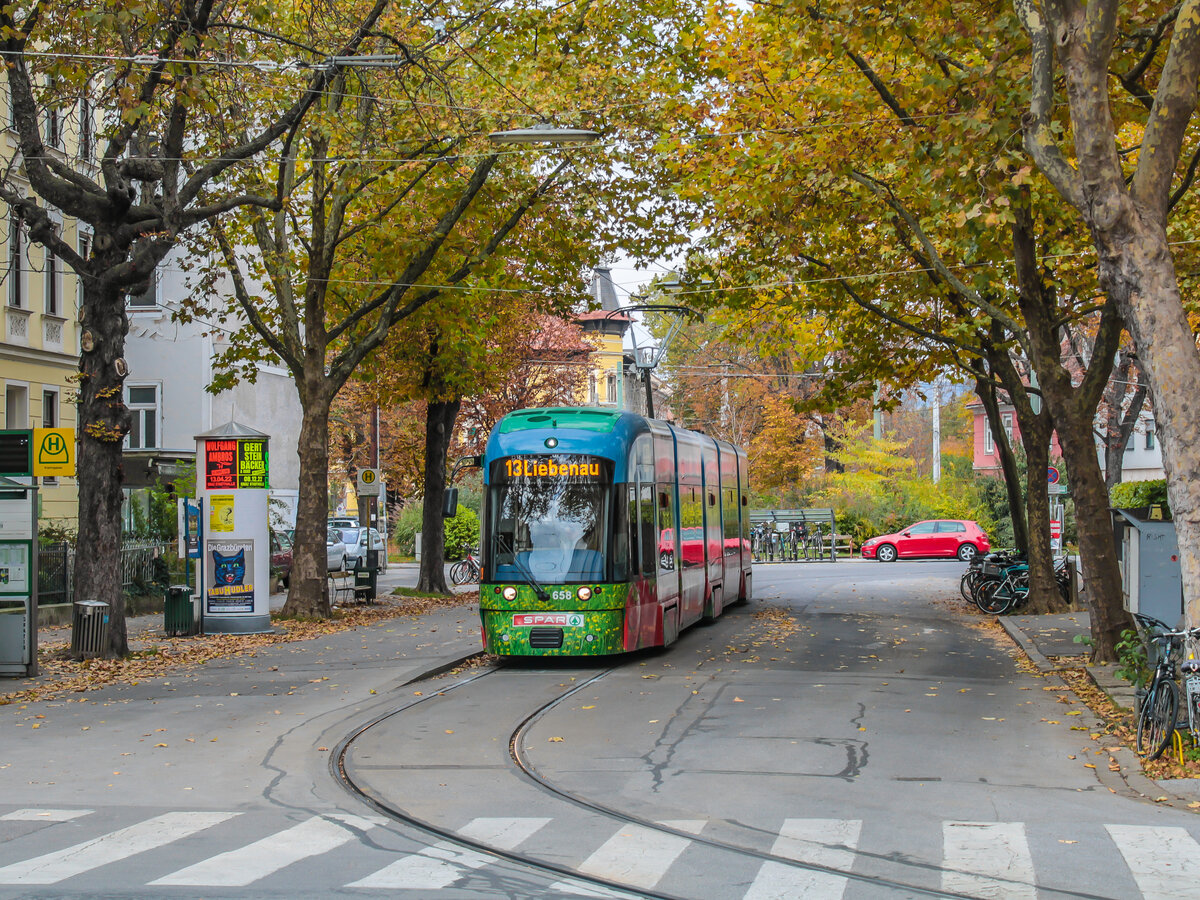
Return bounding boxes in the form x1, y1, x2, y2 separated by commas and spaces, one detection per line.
1110, 479, 1170, 513
391, 503, 424, 556
444, 505, 480, 560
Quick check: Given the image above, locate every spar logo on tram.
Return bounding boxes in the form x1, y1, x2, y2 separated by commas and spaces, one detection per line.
469, 406, 753, 657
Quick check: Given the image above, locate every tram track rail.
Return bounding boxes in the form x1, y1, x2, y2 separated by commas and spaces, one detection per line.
334, 658, 1120, 900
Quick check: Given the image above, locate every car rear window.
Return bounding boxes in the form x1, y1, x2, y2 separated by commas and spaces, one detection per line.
937, 521, 966, 533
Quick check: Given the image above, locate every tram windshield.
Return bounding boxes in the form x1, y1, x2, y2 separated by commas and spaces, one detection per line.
487, 455, 612, 584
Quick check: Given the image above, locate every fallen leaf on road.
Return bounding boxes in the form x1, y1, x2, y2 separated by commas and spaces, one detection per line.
548, 737, 564, 742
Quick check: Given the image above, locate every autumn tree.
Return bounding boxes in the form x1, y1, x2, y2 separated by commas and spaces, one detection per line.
1013, 2, 1200, 625
662, 3, 1159, 655
0, 0, 393, 655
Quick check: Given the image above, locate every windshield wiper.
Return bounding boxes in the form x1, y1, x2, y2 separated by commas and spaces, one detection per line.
499, 536, 550, 603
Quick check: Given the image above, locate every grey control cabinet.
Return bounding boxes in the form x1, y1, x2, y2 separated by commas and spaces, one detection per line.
1112, 507, 1183, 625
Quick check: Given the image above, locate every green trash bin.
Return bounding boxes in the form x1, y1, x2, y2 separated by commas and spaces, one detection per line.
164, 585, 196, 637
353, 557, 377, 601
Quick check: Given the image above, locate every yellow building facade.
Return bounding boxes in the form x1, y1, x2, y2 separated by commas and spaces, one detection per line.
0, 82, 90, 529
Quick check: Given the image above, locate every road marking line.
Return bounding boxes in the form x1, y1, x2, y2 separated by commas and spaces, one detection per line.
348, 841, 495, 889
457, 816, 551, 849
745, 818, 862, 899
943, 821, 1036, 899
150, 815, 372, 886
576, 822, 693, 888
1107, 824, 1200, 899
0, 811, 237, 885
0, 809, 92, 822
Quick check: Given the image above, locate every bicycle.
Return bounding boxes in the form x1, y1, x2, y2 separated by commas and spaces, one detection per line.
974, 557, 1029, 614
806, 525, 825, 561
450, 548, 481, 586
1133, 613, 1200, 760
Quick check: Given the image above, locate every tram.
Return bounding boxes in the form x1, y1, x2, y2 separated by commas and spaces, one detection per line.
477, 407, 752, 656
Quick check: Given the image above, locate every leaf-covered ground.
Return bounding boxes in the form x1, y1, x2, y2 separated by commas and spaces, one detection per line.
2, 590, 477, 706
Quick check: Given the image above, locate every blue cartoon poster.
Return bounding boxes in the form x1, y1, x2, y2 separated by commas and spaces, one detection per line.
206, 539, 254, 613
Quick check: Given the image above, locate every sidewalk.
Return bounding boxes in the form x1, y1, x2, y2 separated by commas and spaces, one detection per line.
1001, 611, 1200, 806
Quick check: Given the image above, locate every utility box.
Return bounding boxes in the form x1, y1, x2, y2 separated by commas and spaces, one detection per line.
164, 585, 196, 637
70, 600, 110, 659
1113, 507, 1183, 625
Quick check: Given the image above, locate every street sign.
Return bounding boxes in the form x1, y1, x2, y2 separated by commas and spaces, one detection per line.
357, 467, 382, 497
1047, 466, 1060, 484
33, 428, 75, 476
1050, 519, 1062, 540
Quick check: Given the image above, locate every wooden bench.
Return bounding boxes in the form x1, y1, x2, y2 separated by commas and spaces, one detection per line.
831, 533, 855, 556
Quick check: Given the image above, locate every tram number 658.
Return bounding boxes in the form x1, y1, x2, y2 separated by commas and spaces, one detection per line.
551, 589, 573, 601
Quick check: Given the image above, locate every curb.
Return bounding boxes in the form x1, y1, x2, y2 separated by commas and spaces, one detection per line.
1000, 617, 1199, 811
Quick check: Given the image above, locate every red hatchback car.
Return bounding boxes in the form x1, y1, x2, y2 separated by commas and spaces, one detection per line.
860, 520, 989, 562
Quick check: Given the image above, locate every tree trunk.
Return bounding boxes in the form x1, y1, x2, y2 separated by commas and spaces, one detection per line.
1055, 410, 1132, 660
1098, 232, 1200, 626
74, 281, 133, 659
974, 371, 1028, 554
1019, 424, 1060, 615
280, 383, 334, 619
1102, 350, 1147, 491
417, 398, 461, 593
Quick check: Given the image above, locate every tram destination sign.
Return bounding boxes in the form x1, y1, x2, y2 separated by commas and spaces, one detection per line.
498, 455, 606, 480
205, 438, 269, 490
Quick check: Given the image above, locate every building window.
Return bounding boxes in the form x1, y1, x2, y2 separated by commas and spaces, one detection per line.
5, 383, 28, 429
606, 372, 617, 404
41, 389, 59, 483
128, 272, 157, 309
44, 248, 60, 316
126, 385, 159, 450
983, 424, 994, 455
8, 215, 23, 308
77, 95, 92, 161
77, 231, 91, 306
42, 389, 57, 428
588, 373, 597, 405
1126, 429, 1137, 452
1146, 424, 1156, 450
1001, 412, 1014, 440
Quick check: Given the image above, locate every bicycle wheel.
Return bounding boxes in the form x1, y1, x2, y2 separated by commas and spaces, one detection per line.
450, 561, 469, 586
1137, 679, 1178, 760
960, 572, 974, 603
975, 579, 1012, 614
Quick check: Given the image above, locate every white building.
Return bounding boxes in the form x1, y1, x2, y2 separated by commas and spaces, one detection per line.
122, 254, 302, 529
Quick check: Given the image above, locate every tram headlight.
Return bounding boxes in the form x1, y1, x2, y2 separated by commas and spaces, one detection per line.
576, 586, 592, 601
502, 586, 517, 601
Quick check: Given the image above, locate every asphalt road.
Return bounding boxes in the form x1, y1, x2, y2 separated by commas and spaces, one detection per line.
3, 561, 1199, 898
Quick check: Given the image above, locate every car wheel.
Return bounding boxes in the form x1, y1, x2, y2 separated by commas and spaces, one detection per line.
340, 556, 347, 571
957, 543, 978, 561
876, 543, 897, 562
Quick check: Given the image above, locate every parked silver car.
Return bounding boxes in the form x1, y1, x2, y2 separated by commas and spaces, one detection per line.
339, 526, 386, 571
326, 528, 348, 571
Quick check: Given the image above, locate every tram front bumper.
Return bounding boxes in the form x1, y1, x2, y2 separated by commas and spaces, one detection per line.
480, 607, 625, 655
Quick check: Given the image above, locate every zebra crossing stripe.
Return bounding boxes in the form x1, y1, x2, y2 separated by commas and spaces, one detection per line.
942, 821, 1036, 900
348, 815, 553, 889
575, 822, 699, 888
1107, 824, 1200, 899
744, 818, 862, 899
457, 816, 551, 849
0, 810, 92, 822
150, 814, 376, 887
0, 811, 237, 885
347, 842, 496, 889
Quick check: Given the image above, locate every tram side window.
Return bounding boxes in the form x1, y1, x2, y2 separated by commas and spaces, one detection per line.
639, 485, 656, 576
658, 488, 676, 573
612, 488, 630, 582
724, 489, 739, 554
679, 486, 703, 568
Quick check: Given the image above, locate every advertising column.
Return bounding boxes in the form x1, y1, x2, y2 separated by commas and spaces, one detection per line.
195, 423, 271, 634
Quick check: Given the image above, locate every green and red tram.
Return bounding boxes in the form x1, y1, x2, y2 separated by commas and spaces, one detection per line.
479, 407, 752, 656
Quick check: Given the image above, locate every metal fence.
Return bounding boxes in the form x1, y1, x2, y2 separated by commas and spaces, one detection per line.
37, 539, 171, 606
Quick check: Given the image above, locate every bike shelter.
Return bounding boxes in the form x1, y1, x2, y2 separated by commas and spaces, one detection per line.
748, 508, 838, 562
1112, 505, 1183, 625
0, 476, 39, 677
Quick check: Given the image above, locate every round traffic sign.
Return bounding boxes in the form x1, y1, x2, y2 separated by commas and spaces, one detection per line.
360, 469, 377, 485
1047, 466, 1060, 484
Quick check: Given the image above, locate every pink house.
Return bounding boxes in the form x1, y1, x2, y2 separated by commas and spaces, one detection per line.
966, 398, 1062, 476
